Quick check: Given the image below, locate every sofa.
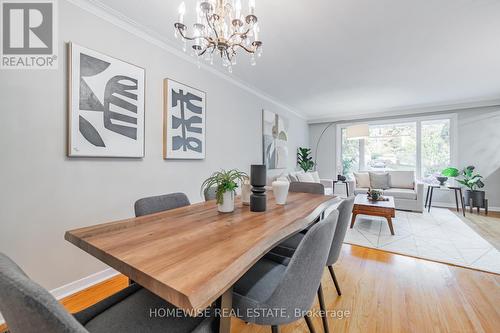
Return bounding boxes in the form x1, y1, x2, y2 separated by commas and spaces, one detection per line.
348, 170, 424, 212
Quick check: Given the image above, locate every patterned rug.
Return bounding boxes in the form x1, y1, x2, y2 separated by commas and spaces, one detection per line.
337, 206, 499, 274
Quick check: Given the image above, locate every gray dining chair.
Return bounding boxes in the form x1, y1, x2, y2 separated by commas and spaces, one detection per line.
134, 192, 190, 217
231, 210, 339, 333
289, 182, 325, 195
289, 181, 326, 223
271, 197, 354, 294
203, 187, 217, 201
0, 253, 216, 333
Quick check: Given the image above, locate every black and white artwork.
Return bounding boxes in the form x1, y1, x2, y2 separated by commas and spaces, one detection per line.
68, 43, 145, 157
263, 110, 289, 169
163, 79, 206, 159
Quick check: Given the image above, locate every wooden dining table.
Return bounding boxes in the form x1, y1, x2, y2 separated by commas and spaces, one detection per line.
65, 191, 339, 333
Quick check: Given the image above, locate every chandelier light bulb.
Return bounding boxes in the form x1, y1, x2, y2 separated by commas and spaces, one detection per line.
249, 0, 255, 15
178, 2, 186, 24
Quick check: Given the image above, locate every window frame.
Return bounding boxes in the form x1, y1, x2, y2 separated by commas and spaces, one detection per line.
335, 113, 458, 180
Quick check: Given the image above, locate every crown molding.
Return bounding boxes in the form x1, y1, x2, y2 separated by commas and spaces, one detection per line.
307, 97, 500, 124
65, 0, 306, 120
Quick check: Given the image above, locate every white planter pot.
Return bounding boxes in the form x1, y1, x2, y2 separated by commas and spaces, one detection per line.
272, 180, 290, 205
241, 183, 252, 205
218, 191, 235, 213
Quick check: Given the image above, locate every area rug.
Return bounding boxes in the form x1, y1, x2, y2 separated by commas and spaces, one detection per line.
341, 207, 500, 274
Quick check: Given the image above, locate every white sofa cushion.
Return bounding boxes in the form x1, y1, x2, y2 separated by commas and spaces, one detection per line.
297, 172, 314, 183
388, 171, 415, 189
369, 172, 390, 189
383, 188, 417, 200
308, 171, 321, 183
353, 172, 370, 188
287, 170, 304, 182
354, 187, 370, 195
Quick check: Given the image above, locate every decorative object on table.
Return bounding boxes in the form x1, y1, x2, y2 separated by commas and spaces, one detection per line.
173, 0, 263, 71
262, 110, 289, 169
272, 179, 290, 205
337, 174, 347, 182
241, 178, 252, 205
68, 42, 145, 157
201, 169, 248, 213
442, 166, 487, 213
250, 164, 267, 212
297, 147, 314, 172
367, 189, 387, 201
436, 176, 448, 186
163, 78, 206, 159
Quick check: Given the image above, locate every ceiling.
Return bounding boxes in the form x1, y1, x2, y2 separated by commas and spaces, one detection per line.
93, 0, 500, 121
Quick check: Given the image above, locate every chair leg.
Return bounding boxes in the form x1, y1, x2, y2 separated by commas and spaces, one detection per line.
304, 314, 316, 333
317, 284, 330, 333
328, 266, 342, 296
271, 325, 279, 333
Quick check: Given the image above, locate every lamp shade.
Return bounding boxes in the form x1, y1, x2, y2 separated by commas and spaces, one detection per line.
346, 124, 369, 140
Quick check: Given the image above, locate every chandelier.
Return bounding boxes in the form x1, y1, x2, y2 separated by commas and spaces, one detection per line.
174, 0, 263, 72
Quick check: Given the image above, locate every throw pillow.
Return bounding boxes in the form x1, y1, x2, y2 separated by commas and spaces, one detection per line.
297, 172, 315, 183
288, 173, 298, 182
369, 172, 390, 189
308, 171, 321, 183
353, 172, 370, 188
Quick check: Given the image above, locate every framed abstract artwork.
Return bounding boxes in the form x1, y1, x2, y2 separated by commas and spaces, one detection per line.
68, 42, 145, 157
262, 110, 289, 169
163, 79, 206, 159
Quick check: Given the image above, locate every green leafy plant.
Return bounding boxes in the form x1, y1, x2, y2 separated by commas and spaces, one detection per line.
297, 147, 314, 172
442, 166, 485, 191
201, 169, 248, 205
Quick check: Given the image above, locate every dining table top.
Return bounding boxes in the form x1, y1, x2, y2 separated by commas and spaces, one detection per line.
65, 191, 339, 312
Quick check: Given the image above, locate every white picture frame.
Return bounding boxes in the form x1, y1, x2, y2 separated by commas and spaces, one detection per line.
163, 78, 206, 159
68, 42, 145, 157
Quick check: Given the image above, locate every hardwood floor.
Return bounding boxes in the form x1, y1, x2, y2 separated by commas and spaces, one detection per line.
1, 245, 498, 333
452, 209, 500, 250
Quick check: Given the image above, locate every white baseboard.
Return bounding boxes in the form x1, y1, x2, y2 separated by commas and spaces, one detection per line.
431, 201, 500, 212
0, 268, 119, 328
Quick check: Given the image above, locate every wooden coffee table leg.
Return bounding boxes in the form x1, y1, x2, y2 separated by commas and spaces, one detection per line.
386, 215, 395, 235
350, 212, 357, 229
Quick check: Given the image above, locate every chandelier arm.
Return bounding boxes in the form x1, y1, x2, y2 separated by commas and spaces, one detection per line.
233, 43, 257, 53
205, 13, 219, 41
177, 27, 197, 41
228, 28, 251, 41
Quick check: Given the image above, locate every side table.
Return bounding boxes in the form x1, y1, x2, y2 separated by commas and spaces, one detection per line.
425, 185, 465, 217
333, 180, 350, 197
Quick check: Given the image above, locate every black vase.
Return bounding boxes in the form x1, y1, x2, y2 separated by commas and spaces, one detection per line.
250, 164, 267, 212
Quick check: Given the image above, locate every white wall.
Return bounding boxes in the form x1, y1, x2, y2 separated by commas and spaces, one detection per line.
0, 1, 308, 291
309, 107, 500, 207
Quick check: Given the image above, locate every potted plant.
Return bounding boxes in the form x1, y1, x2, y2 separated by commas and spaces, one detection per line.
201, 169, 248, 213
297, 147, 314, 172
442, 166, 486, 207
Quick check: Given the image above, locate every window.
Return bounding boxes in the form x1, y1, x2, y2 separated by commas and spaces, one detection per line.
338, 115, 455, 182
421, 119, 451, 181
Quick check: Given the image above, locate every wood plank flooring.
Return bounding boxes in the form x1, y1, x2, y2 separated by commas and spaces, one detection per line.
452, 209, 500, 250
1, 245, 498, 333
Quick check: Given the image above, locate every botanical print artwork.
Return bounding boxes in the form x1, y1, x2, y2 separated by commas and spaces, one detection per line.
263, 110, 289, 169
163, 79, 206, 159
68, 43, 145, 157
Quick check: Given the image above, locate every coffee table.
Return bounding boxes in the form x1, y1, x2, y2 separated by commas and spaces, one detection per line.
350, 194, 396, 235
